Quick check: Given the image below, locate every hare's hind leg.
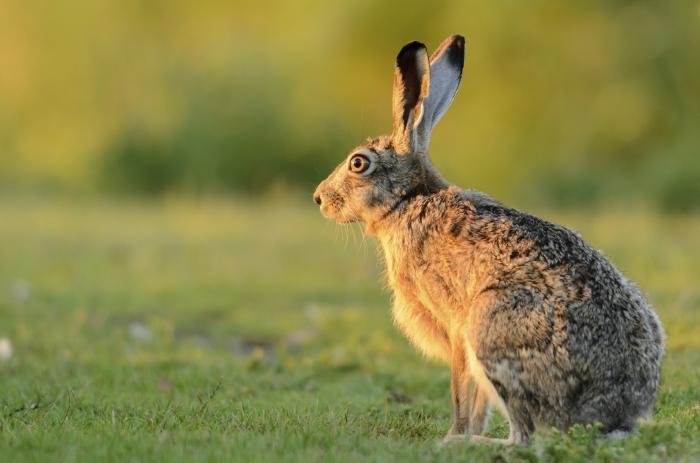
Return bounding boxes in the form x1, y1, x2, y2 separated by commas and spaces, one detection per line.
466, 290, 548, 446
469, 396, 534, 446
500, 390, 535, 445
468, 392, 533, 446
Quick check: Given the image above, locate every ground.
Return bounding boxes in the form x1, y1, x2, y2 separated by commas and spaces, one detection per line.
1, 197, 699, 462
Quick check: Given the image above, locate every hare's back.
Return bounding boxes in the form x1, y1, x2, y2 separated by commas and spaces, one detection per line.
468, 199, 662, 357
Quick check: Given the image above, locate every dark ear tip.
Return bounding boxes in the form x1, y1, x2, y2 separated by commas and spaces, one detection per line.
401, 41, 427, 52
451, 34, 466, 49
439, 34, 465, 68
397, 41, 427, 62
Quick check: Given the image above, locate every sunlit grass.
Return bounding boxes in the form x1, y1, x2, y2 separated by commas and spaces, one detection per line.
1, 197, 699, 462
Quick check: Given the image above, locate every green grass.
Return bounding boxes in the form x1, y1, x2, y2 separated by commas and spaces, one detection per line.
1, 197, 699, 462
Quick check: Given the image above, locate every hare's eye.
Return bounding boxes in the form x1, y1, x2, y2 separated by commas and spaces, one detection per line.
349, 155, 370, 174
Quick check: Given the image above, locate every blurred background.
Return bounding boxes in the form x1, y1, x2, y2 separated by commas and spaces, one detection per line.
2, 2, 700, 459
1, 0, 699, 209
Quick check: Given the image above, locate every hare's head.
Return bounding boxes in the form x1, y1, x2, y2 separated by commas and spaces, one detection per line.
313, 35, 465, 232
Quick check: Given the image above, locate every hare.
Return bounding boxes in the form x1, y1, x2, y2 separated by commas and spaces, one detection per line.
313, 35, 665, 446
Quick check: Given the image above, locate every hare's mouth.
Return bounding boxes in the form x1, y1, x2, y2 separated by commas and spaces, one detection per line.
319, 204, 356, 224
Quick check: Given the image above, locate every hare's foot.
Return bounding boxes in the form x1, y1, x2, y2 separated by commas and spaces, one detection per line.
469, 435, 513, 446
469, 421, 530, 446
440, 434, 516, 448
437, 433, 468, 448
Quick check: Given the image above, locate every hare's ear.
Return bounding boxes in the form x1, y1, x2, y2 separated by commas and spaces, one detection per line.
416, 35, 465, 153
391, 41, 430, 155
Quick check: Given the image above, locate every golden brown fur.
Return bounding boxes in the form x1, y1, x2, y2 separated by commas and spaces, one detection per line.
314, 35, 664, 446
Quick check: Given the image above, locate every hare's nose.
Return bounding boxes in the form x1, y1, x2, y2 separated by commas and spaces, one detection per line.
313, 183, 326, 205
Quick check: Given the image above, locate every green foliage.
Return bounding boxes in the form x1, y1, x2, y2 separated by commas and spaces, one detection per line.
99, 79, 350, 195
1, 199, 699, 461
646, 139, 700, 213
0, 1, 699, 208
101, 131, 177, 195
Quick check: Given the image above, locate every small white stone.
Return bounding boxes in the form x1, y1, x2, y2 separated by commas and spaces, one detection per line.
0, 338, 12, 361
128, 323, 153, 342
9, 280, 31, 303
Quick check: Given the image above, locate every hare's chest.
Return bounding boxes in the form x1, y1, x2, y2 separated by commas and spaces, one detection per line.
390, 287, 451, 362
380, 237, 460, 361
387, 267, 455, 362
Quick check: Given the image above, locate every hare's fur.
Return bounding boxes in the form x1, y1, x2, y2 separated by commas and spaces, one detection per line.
314, 36, 664, 445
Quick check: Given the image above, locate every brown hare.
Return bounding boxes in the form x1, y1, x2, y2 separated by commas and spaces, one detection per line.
313, 35, 664, 446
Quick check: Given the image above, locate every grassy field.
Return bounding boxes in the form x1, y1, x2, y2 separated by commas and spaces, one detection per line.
1, 197, 699, 462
